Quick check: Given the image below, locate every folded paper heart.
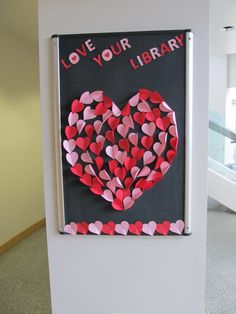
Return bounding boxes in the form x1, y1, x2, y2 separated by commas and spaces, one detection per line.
64, 89, 178, 211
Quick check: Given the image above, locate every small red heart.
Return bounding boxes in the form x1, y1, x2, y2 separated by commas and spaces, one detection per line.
71, 99, 84, 113
90, 142, 102, 156
71, 163, 83, 177
135, 178, 154, 190
150, 91, 163, 103
93, 176, 104, 187
103, 95, 112, 108
156, 221, 170, 235
152, 171, 163, 184
133, 112, 146, 125
116, 189, 130, 200
156, 116, 170, 131
118, 138, 130, 151
85, 124, 94, 137
90, 182, 103, 195
105, 130, 115, 144
154, 157, 165, 170
139, 88, 151, 100
170, 137, 178, 150
104, 52, 109, 58
129, 221, 143, 235
95, 102, 107, 115
76, 137, 90, 151
121, 103, 130, 116
65, 126, 77, 140
114, 167, 126, 181
108, 117, 120, 130
102, 221, 116, 235
95, 156, 104, 171
80, 173, 92, 186
112, 198, 124, 210
166, 150, 176, 163
146, 108, 161, 121
141, 136, 153, 150
124, 157, 136, 171
109, 160, 118, 173
124, 177, 133, 189
131, 147, 144, 160
77, 222, 88, 234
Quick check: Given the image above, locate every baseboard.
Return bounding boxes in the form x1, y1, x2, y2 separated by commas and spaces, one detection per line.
0, 218, 46, 255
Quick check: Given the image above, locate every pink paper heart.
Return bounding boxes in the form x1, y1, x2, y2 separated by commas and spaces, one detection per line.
91, 90, 103, 102
63, 139, 76, 153
129, 93, 139, 107
64, 222, 77, 235
106, 180, 116, 193
117, 124, 129, 138
142, 221, 157, 236
99, 169, 111, 181
169, 125, 178, 137
112, 102, 121, 117
106, 145, 119, 159
160, 161, 170, 175
143, 151, 155, 165
102, 109, 112, 122
84, 164, 96, 176
128, 133, 138, 146
137, 166, 151, 177
94, 120, 103, 135
159, 101, 172, 112
101, 189, 114, 202
68, 112, 79, 126
170, 220, 184, 235
132, 188, 143, 200
83, 106, 96, 120
76, 119, 86, 134
115, 221, 129, 235
123, 196, 134, 210
142, 122, 156, 136
88, 221, 103, 235
123, 115, 134, 129
113, 177, 123, 188
80, 91, 93, 104
96, 135, 105, 145
167, 112, 176, 125
153, 142, 165, 156
66, 152, 78, 166
159, 132, 167, 144
137, 100, 151, 112
81, 151, 93, 164
116, 151, 127, 165
131, 166, 140, 180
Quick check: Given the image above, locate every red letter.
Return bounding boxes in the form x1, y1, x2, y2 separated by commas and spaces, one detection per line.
175, 34, 184, 47
129, 58, 139, 70
160, 44, 171, 56
60, 59, 71, 70
141, 52, 152, 64
92, 55, 103, 67
75, 44, 87, 57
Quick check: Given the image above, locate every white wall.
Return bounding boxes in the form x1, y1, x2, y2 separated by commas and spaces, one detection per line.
38, 1, 209, 313
0, 26, 44, 246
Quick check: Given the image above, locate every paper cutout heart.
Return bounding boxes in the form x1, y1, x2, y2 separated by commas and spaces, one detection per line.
64, 89, 178, 211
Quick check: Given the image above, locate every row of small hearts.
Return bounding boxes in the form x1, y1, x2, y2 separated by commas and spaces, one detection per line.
64, 220, 184, 236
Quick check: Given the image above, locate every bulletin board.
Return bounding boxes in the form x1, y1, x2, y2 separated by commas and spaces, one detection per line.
52, 29, 193, 236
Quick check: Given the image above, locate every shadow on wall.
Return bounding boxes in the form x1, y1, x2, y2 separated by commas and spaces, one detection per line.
0, 25, 45, 246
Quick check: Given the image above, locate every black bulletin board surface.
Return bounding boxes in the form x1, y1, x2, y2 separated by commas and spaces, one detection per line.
53, 29, 191, 236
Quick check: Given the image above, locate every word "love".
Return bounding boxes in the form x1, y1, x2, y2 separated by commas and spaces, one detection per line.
61, 38, 95, 69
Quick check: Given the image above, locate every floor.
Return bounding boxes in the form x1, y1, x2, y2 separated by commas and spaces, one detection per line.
0, 198, 235, 314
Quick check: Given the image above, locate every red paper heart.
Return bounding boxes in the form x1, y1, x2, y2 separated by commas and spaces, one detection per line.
64, 89, 178, 211
156, 221, 170, 235
102, 221, 116, 235
129, 221, 143, 235
77, 222, 88, 234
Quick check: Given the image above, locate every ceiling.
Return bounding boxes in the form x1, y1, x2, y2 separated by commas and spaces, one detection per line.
0, 0, 38, 48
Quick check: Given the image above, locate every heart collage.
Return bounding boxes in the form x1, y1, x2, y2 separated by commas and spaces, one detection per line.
64, 220, 185, 236
63, 88, 178, 211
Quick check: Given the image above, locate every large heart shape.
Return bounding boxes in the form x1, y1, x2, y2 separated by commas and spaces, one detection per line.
63, 89, 178, 210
